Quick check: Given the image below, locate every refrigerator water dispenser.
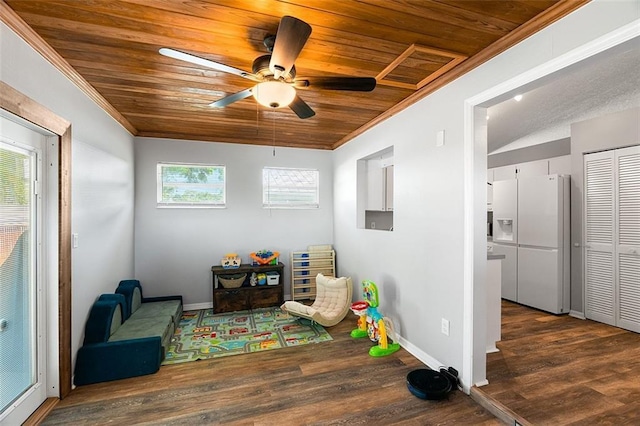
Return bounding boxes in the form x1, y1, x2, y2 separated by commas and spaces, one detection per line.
495, 218, 514, 241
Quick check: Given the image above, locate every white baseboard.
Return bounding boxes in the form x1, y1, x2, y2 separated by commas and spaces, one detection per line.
397, 335, 472, 393
183, 302, 213, 311
184, 299, 291, 311
569, 310, 586, 320
397, 335, 443, 371
486, 345, 500, 354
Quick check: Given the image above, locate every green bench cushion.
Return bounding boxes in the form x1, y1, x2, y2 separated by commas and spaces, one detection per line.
109, 315, 174, 353
131, 299, 182, 325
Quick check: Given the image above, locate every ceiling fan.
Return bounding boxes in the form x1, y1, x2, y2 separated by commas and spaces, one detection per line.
159, 16, 376, 119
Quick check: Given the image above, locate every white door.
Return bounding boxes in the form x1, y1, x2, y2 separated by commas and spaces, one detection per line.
517, 175, 561, 249
615, 146, 640, 333
584, 151, 616, 325
0, 117, 47, 425
584, 146, 640, 332
518, 246, 563, 313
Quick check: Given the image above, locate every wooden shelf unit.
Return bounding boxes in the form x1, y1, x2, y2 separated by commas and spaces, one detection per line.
211, 262, 284, 313
290, 250, 335, 301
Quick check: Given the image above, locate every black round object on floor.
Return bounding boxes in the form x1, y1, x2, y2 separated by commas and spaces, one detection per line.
406, 369, 452, 400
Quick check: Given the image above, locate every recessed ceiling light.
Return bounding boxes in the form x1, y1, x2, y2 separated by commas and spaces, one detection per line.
514, 94, 523, 102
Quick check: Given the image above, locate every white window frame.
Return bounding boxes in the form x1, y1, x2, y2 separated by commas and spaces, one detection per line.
263, 167, 319, 209
157, 162, 226, 208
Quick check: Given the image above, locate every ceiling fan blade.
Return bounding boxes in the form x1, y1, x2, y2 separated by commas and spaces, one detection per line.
269, 16, 312, 80
159, 48, 260, 82
289, 95, 315, 119
210, 88, 254, 108
296, 77, 377, 92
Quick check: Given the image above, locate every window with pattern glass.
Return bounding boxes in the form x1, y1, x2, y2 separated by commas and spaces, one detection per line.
263, 167, 319, 208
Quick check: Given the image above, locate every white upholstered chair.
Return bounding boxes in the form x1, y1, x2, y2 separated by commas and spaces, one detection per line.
281, 273, 353, 327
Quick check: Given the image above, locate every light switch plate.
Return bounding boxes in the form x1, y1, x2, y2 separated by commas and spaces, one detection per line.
436, 130, 445, 147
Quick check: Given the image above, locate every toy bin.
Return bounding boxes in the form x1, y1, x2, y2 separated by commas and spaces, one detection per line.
218, 273, 247, 288
266, 272, 280, 285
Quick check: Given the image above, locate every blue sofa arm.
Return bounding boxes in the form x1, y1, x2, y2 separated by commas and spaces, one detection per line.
74, 336, 163, 386
83, 299, 122, 345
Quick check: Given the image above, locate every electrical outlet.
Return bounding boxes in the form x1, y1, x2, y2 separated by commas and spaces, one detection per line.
441, 318, 450, 336
72, 233, 79, 249
371, 222, 376, 229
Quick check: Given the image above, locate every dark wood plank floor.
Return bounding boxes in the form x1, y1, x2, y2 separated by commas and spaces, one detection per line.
41, 317, 500, 425
477, 300, 640, 425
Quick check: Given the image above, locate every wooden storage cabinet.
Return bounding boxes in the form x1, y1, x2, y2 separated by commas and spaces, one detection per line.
290, 250, 335, 301
211, 262, 284, 313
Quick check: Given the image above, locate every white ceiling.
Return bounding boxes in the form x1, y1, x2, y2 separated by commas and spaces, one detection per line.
487, 36, 640, 154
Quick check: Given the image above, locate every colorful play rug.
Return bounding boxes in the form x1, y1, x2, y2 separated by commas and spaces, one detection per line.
162, 307, 332, 365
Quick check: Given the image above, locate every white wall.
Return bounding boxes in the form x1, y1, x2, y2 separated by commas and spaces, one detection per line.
1, 23, 135, 378
332, 0, 639, 390
134, 137, 334, 305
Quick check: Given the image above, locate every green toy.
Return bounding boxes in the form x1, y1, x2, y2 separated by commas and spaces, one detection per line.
350, 280, 400, 357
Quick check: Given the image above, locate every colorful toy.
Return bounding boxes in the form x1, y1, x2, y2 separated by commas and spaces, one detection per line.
350, 280, 400, 357
221, 253, 241, 269
250, 250, 279, 265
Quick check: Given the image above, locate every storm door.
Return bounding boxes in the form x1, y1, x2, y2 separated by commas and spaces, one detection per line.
0, 116, 46, 425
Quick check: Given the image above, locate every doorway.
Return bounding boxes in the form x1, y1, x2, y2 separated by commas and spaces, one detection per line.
0, 82, 72, 423
463, 21, 639, 388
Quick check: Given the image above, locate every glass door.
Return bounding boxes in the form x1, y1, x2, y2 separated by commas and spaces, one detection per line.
0, 119, 45, 424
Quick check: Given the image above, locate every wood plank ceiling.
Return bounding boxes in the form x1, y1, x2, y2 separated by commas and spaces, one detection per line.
3, 0, 587, 150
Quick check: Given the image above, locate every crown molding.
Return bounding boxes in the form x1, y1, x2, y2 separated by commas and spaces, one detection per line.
1, 0, 138, 135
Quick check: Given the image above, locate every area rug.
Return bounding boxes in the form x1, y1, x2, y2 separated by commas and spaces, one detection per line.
162, 307, 332, 365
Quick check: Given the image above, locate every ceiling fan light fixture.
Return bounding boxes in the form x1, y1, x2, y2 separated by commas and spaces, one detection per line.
253, 81, 296, 108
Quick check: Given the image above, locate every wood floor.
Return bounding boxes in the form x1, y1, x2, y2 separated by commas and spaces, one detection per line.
39, 317, 500, 425
475, 300, 640, 425
38, 302, 639, 425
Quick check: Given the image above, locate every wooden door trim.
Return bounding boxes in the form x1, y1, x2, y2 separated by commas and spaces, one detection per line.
0, 81, 72, 398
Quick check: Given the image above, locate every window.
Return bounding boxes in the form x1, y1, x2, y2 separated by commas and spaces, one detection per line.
263, 167, 319, 208
157, 163, 225, 207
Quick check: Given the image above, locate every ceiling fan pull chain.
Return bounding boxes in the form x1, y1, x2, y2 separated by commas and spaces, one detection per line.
272, 112, 276, 157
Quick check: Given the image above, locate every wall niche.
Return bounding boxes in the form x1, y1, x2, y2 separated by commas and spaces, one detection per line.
357, 146, 393, 231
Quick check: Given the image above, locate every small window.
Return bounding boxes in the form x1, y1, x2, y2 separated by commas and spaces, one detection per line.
157, 163, 225, 208
263, 167, 319, 208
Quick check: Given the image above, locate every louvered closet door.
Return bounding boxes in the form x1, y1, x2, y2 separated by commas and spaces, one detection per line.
616, 146, 640, 333
584, 151, 615, 325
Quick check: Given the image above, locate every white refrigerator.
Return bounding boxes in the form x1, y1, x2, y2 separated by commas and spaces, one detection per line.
492, 174, 570, 314
492, 179, 518, 302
